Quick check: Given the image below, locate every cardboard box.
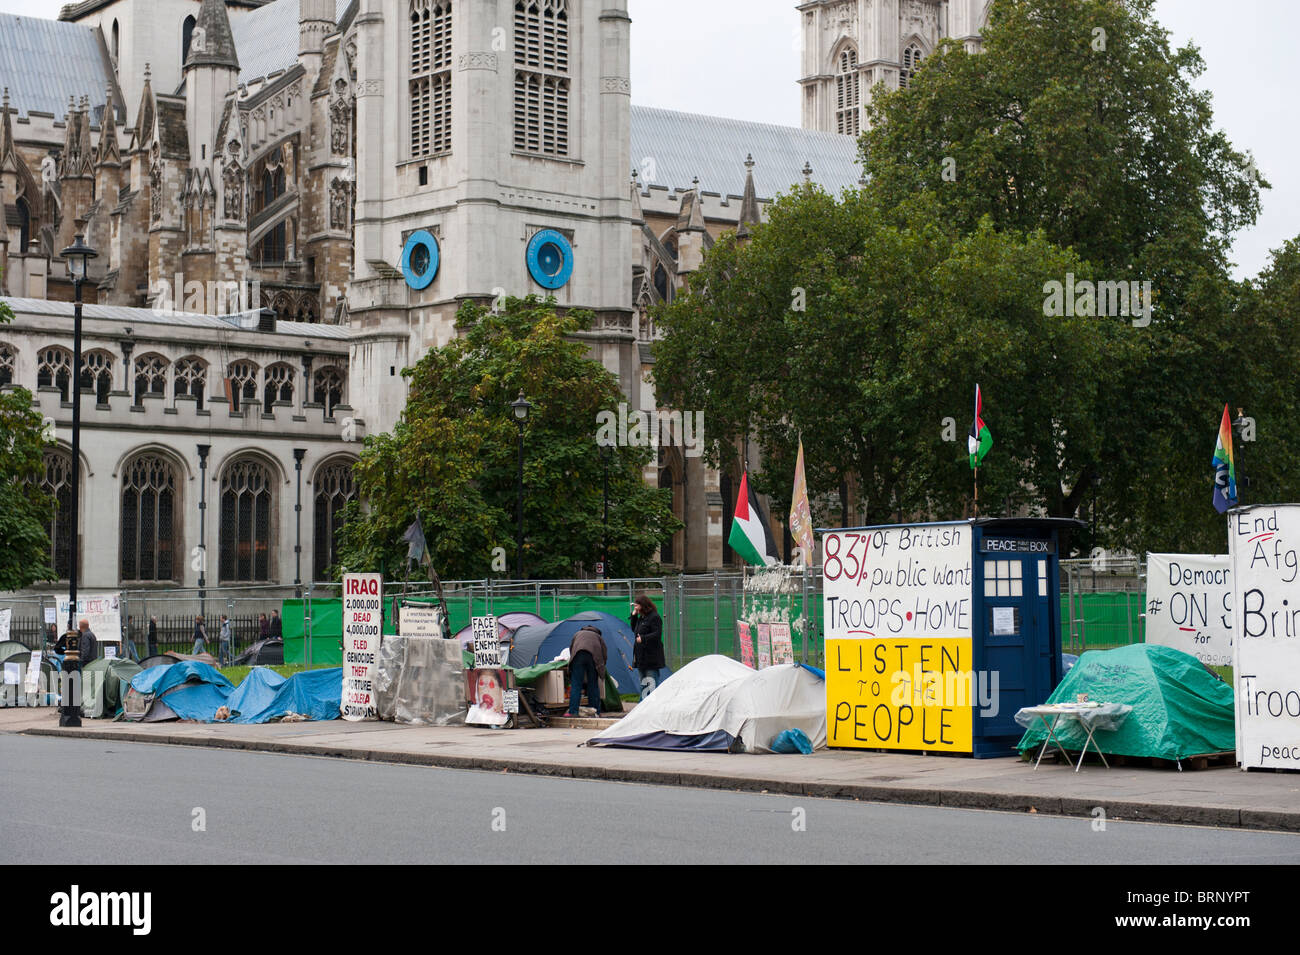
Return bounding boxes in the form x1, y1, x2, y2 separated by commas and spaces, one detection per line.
535, 669, 566, 705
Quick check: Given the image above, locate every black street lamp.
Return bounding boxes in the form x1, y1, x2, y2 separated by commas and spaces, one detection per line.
511, 391, 532, 579
293, 448, 306, 595
599, 444, 611, 580
197, 444, 210, 621
58, 233, 97, 728
1232, 409, 1249, 505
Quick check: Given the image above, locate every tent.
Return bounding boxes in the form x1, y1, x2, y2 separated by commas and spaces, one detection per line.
80, 657, 143, 718
588, 655, 827, 753
138, 651, 219, 669
233, 638, 284, 666
452, 612, 547, 652
508, 610, 669, 698
1016, 644, 1235, 762
1, 648, 55, 707
123, 661, 342, 723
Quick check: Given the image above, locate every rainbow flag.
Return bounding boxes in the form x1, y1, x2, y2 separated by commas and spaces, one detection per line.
1212, 404, 1237, 514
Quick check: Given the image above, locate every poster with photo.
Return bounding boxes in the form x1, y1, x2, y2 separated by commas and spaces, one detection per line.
466, 668, 511, 726
770, 623, 794, 665
756, 623, 772, 669
737, 621, 755, 669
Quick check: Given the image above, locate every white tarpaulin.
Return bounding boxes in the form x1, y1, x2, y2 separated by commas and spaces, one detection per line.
1229, 505, 1300, 770
588, 655, 827, 753
1145, 553, 1232, 666
55, 594, 122, 643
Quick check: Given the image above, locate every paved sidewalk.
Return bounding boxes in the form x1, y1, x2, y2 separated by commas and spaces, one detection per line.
5, 707, 1298, 831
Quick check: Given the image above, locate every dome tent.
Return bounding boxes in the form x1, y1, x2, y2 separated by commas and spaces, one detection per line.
507, 610, 669, 698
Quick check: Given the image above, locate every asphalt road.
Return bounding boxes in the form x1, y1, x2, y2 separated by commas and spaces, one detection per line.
4, 735, 1299, 864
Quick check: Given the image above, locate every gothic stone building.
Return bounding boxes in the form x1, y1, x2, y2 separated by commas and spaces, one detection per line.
0, 0, 983, 592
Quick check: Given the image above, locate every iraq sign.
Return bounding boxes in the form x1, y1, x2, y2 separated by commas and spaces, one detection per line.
1229, 506, 1300, 770
341, 573, 383, 721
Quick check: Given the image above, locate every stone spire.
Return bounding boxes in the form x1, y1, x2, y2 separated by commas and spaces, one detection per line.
736, 153, 760, 239
0, 88, 13, 163
676, 175, 706, 233
185, 0, 240, 72
97, 86, 121, 165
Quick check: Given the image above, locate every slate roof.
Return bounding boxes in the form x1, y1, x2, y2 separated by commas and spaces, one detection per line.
0, 13, 114, 120
629, 104, 862, 201
232, 0, 351, 83
0, 296, 352, 340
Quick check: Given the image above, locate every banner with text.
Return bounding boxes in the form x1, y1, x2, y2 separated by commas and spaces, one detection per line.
1229, 506, 1300, 770
341, 573, 383, 721
823, 523, 974, 752
55, 594, 122, 643
1145, 554, 1232, 666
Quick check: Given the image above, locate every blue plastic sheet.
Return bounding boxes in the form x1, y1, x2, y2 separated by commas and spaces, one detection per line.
229, 668, 342, 724
127, 663, 341, 723
131, 661, 232, 696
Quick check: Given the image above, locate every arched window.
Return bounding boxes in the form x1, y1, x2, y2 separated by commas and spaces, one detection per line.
263, 362, 295, 408
900, 43, 924, 89
80, 349, 114, 404
42, 449, 75, 580
16, 197, 30, 253
120, 453, 178, 581
226, 360, 258, 412
255, 163, 287, 264
313, 460, 356, 579
219, 458, 274, 582
133, 353, 168, 404
0, 343, 15, 386
513, 0, 569, 156
312, 365, 345, 417
38, 346, 73, 400
836, 47, 860, 137
653, 263, 670, 303
174, 356, 207, 409
410, 0, 453, 157
111, 19, 119, 62
182, 14, 196, 63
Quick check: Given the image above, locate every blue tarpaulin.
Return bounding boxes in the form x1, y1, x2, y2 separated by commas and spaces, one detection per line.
229, 668, 342, 723
128, 663, 341, 723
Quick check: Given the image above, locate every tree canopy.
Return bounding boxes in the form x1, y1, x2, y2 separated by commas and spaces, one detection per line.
652, 0, 1296, 557
334, 296, 680, 580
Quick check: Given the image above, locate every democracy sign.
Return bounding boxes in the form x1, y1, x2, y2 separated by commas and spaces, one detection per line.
1145, 554, 1232, 667
1229, 505, 1300, 770
822, 522, 974, 752
341, 573, 383, 721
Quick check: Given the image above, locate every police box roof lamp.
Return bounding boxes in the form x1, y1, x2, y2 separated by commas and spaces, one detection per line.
511, 391, 532, 422
61, 233, 98, 283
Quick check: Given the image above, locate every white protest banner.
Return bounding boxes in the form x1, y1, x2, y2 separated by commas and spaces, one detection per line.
399, 603, 443, 638
472, 615, 501, 668
770, 623, 794, 665
0, 608, 9, 642
822, 522, 974, 752
44, 606, 56, 625
1145, 554, 1232, 666
341, 573, 383, 721
1229, 505, 1300, 769
755, 623, 772, 669
55, 593, 122, 643
24, 651, 42, 694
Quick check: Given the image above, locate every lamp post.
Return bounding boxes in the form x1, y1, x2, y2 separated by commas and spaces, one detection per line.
197, 444, 210, 621
1232, 409, 1249, 506
293, 448, 306, 595
58, 233, 96, 728
599, 444, 611, 580
511, 391, 532, 579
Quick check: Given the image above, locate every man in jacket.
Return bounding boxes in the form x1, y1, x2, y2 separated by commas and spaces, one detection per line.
219, 615, 233, 667
567, 625, 608, 717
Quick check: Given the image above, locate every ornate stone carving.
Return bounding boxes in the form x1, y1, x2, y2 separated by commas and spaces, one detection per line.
457, 52, 498, 71
823, 0, 857, 41
600, 75, 631, 94
329, 177, 349, 230
223, 162, 243, 220
330, 93, 351, 155
149, 144, 162, 223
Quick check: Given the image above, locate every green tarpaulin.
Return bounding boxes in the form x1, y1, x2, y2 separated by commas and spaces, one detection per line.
1017, 644, 1235, 761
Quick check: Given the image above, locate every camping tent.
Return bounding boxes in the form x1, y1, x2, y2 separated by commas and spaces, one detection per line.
233, 638, 284, 666
81, 657, 143, 718
452, 612, 547, 652
588, 655, 826, 753
507, 611, 669, 697
1016, 644, 1235, 762
123, 661, 342, 723
1, 648, 55, 707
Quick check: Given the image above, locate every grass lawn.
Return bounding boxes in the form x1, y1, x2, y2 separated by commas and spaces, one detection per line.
216, 663, 334, 686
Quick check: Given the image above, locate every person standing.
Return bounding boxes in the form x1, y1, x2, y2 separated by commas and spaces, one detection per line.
147, 615, 158, 657
192, 615, 207, 656
567, 625, 608, 717
219, 615, 233, 667
270, 610, 283, 639
259, 613, 270, 640
123, 615, 140, 662
631, 594, 665, 699
55, 618, 98, 665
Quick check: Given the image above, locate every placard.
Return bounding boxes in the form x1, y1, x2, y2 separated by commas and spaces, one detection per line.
737, 620, 755, 669
472, 615, 501, 668
341, 573, 383, 721
0, 608, 9, 642
399, 603, 443, 638
55, 593, 122, 643
104, 645, 117, 660
823, 522, 974, 752
3, 663, 17, 685
1145, 553, 1232, 666
992, 606, 1016, 636
756, 623, 772, 669
44, 606, 56, 625
771, 623, 794, 665
24, 651, 42, 694
503, 689, 519, 714
466, 667, 510, 726
1229, 506, 1300, 769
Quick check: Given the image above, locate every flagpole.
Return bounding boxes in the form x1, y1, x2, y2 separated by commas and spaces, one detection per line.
973, 467, 979, 518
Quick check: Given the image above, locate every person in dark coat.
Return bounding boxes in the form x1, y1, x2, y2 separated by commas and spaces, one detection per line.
270, 610, 283, 639
567, 625, 607, 717
631, 594, 665, 699
54, 619, 98, 665
147, 615, 158, 657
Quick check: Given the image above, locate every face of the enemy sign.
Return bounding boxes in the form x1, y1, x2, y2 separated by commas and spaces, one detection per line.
1229, 507, 1300, 769
822, 524, 974, 752
341, 573, 383, 721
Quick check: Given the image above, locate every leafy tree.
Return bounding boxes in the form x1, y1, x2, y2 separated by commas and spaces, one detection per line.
654, 0, 1285, 558
0, 297, 56, 589
335, 296, 679, 580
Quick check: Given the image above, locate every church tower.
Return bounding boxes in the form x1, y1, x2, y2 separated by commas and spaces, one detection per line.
798, 0, 986, 135
348, 0, 636, 434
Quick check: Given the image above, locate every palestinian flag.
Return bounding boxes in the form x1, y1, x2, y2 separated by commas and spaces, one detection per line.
968, 384, 992, 469
728, 471, 778, 567
1212, 404, 1238, 514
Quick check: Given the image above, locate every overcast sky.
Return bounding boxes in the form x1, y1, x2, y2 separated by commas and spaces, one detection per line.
3, 0, 1292, 278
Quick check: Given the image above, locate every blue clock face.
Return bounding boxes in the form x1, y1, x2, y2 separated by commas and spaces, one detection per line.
400, 230, 440, 290
526, 229, 574, 289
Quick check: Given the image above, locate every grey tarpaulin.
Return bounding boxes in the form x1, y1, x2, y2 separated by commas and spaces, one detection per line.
374, 636, 466, 726
1014, 703, 1133, 733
